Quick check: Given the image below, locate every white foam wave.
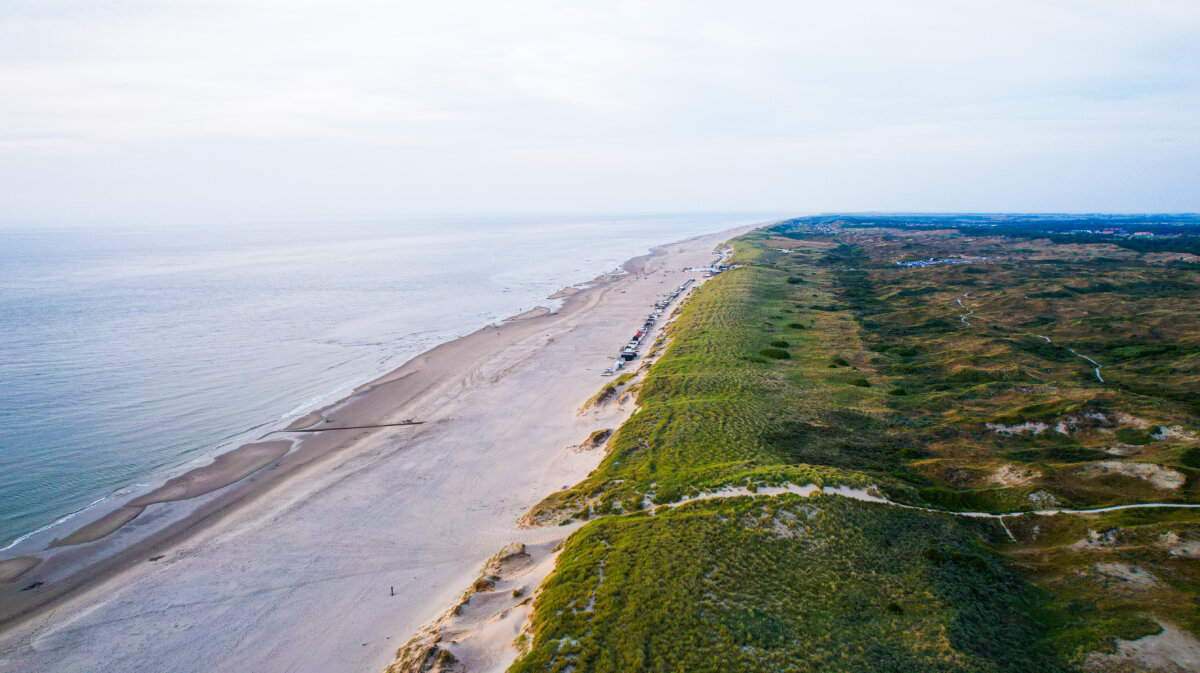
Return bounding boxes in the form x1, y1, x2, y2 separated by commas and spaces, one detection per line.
1, 495, 110, 552
280, 375, 374, 419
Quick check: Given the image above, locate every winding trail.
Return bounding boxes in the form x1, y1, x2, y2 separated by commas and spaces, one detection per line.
946, 295, 1103, 384
1034, 334, 1105, 383
1068, 348, 1105, 383
956, 295, 973, 326
655, 484, 1200, 543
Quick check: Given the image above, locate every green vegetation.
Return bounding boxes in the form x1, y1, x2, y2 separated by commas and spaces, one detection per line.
526, 252, 896, 523
584, 372, 637, 408
1005, 507, 1200, 661
513, 496, 1061, 673
1182, 447, 1200, 469
512, 217, 1200, 672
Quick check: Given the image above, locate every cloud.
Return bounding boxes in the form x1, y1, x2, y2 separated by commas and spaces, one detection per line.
0, 0, 1197, 220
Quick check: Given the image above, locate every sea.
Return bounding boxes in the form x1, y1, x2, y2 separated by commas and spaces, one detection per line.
0, 213, 772, 552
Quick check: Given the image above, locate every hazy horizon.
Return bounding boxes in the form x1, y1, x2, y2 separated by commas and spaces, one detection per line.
2, 1, 1199, 224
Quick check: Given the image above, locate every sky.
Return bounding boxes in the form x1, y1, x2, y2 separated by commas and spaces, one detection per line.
1, 0, 1198, 224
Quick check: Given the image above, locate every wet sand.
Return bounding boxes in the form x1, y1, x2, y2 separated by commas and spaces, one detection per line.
46, 441, 295, 549
0, 224, 757, 673
46, 439, 295, 549
47, 508, 146, 548
0, 559, 39, 585
547, 286, 580, 300
503, 306, 551, 321
127, 441, 293, 508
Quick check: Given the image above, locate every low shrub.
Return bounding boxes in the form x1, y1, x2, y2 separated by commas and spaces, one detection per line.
1115, 427, 1155, 445
1181, 447, 1200, 468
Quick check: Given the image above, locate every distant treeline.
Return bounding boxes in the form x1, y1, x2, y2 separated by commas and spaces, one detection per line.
770, 214, 1200, 256
963, 228, 1200, 256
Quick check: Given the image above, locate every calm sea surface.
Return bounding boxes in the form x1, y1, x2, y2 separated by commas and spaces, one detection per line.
0, 214, 771, 550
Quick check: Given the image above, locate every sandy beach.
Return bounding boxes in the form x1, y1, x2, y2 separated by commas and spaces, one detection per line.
0, 224, 753, 673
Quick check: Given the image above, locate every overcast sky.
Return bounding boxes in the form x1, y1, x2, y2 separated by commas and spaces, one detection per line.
2, 0, 1198, 224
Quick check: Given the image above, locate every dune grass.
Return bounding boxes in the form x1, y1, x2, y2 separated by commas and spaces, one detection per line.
513, 495, 1063, 673
511, 219, 1200, 672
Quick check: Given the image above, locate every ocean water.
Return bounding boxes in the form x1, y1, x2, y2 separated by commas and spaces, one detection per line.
0, 214, 769, 551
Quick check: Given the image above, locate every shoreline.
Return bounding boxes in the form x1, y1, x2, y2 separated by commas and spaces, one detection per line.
0, 226, 690, 559
0, 253, 640, 617
0, 223, 762, 672
0, 291, 569, 558
0, 232, 694, 559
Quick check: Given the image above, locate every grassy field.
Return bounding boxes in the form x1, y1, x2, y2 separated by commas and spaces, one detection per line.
508, 217, 1200, 672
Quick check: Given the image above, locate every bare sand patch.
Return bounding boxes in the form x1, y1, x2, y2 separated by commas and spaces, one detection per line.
0, 558, 40, 583
1153, 425, 1199, 442
386, 539, 565, 673
1114, 412, 1154, 430
1071, 529, 1119, 551
988, 463, 1040, 487
1086, 621, 1200, 673
1079, 461, 1185, 490
986, 421, 1050, 435
1092, 562, 1160, 588
1027, 489, 1060, 507
1158, 532, 1200, 558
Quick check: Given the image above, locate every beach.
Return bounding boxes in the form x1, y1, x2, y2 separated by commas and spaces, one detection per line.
0, 225, 753, 673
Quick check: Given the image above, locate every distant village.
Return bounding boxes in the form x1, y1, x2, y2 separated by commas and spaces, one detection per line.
894, 255, 997, 268
1058, 228, 1182, 238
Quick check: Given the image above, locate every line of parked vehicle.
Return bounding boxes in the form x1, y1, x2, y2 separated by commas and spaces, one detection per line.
602, 278, 695, 376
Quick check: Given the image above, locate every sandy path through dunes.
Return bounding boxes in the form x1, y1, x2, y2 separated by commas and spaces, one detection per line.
0, 226, 752, 673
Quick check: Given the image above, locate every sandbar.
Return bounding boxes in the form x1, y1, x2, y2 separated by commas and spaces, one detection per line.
48, 507, 146, 548
548, 287, 580, 299
0, 558, 40, 584
127, 440, 292, 507
285, 411, 323, 431
44, 440, 292, 549
503, 306, 551, 321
